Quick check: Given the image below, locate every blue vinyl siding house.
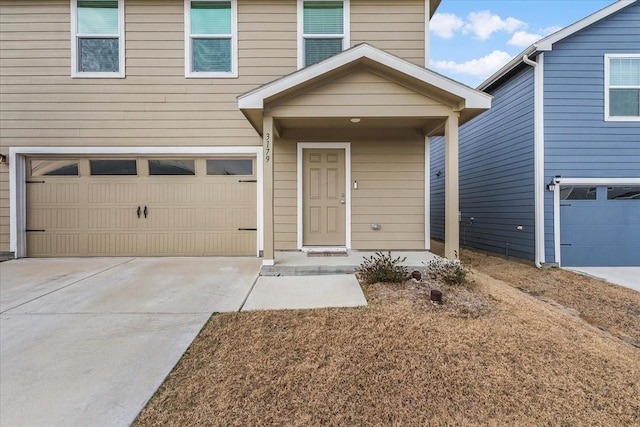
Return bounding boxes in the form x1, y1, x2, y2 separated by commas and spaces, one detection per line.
431, 0, 640, 267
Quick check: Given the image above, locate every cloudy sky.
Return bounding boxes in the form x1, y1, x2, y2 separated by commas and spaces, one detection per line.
430, 0, 615, 87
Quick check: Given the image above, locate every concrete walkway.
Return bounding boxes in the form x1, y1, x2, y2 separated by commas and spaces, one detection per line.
242, 275, 367, 311
0, 257, 261, 427
565, 267, 640, 292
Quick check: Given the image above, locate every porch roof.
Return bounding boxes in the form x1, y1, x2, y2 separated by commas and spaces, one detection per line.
238, 44, 492, 136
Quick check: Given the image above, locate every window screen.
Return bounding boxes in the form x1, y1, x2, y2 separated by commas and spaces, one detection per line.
75, 1, 121, 74
608, 57, 640, 118
188, 1, 233, 74
302, 1, 344, 67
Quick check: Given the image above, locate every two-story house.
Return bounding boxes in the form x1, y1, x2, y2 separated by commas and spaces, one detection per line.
0, 0, 491, 265
430, 0, 639, 267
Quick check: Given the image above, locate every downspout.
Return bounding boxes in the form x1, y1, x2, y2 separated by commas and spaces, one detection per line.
522, 53, 545, 268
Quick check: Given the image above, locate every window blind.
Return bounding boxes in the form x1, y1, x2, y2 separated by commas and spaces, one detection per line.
191, 1, 232, 35
77, 1, 118, 34
304, 1, 343, 34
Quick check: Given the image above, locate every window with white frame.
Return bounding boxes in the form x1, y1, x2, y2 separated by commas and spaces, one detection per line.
71, 0, 124, 77
298, 0, 349, 68
605, 54, 640, 121
185, 0, 237, 77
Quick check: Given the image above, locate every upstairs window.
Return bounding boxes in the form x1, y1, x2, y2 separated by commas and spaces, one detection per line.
71, 0, 124, 77
605, 54, 640, 121
185, 0, 237, 78
298, 0, 349, 68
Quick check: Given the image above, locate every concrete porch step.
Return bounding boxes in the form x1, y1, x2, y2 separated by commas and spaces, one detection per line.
261, 251, 440, 276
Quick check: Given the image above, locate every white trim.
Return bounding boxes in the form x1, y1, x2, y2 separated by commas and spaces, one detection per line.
241, 44, 491, 109
553, 177, 640, 186
296, 142, 351, 250
550, 176, 640, 266
553, 184, 561, 265
71, 0, 125, 78
424, 0, 430, 67
604, 53, 640, 122
479, 0, 637, 90
9, 146, 263, 258
424, 136, 430, 250
297, 0, 350, 70
184, 0, 238, 78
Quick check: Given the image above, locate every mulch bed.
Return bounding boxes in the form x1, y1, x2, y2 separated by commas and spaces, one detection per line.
135, 259, 640, 426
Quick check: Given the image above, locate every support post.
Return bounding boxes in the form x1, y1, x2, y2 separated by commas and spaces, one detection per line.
444, 113, 459, 260
262, 115, 275, 265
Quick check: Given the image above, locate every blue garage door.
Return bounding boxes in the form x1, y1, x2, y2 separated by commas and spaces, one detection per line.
560, 186, 640, 266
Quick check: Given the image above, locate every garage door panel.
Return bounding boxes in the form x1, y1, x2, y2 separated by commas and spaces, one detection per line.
204, 183, 227, 203
205, 208, 228, 228
88, 234, 110, 254
114, 234, 140, 254
173, 234, 199, 254
232, 207, 255, 229
173, 208, 198, 229
561, 188, 639, 267
55, 234, 80, 255
26, 157, 257, 257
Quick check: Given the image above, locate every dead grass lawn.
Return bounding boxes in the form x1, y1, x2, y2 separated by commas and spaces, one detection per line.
135, 249, 639, 426
430, 241, 640, 344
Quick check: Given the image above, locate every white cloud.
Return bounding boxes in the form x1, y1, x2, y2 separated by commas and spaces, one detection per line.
508, 31, 542, 47
464, 10, 526, 40
541, 25, 563, 35
431, 50, 513, 78
430, 13, 464, 39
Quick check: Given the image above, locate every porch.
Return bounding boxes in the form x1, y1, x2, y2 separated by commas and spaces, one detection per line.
238, 44, 492, 267
261, 250, 440, 276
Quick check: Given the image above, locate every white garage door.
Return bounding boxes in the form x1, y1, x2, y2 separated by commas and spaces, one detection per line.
26, 157, 257, 257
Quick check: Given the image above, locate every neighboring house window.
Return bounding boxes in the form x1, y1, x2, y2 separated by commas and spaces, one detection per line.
605, 54, 640, 121
185, 0, 237, 78
298, 0, 350, 68
71, 0, 125, 77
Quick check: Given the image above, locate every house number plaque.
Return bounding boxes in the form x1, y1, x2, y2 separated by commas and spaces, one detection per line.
265, 132, 271, 162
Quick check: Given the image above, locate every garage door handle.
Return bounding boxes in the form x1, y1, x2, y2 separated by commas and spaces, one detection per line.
137, 206, 141, 218
144, 206, 148, 218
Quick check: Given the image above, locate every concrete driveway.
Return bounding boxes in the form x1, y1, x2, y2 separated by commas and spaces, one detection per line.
565, 266, 640, 292
0, 257, 260, 427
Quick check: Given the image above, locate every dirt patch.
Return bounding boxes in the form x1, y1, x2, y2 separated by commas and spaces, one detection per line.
431, 241, 640, 344
135, 263, 640, 426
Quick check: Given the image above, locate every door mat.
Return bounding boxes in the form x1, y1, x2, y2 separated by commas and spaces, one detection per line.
307, 251, 349, 257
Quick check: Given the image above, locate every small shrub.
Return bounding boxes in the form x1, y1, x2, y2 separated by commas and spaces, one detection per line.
426, 258, 470, 286
357, 251, 408, 284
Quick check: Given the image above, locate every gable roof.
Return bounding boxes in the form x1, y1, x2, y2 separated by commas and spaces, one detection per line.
239, 43, 491, 111
479, 0, 637, 91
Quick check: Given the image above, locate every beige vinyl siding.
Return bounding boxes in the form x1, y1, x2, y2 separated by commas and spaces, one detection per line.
270, 69, 451, 119
274, 140, 297, 250
351, 0, 425, 66
0, 0, 297, 149
351, 139, 424, 250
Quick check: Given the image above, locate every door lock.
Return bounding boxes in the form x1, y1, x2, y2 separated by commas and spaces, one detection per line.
340, 193, 345, 204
